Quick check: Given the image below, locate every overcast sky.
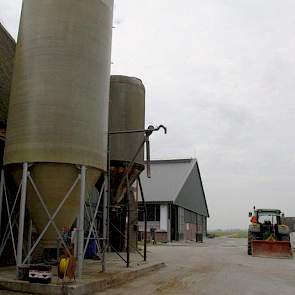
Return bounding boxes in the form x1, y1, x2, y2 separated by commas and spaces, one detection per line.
1, 0, 295, 230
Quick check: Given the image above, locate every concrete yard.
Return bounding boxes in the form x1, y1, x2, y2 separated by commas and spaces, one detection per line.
0, 253, 164, 295
1, 238, 295, 294
98, 238, 295, 295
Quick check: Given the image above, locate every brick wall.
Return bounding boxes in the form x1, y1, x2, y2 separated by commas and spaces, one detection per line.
138, 231, 168, 243
138, 221, 169, 242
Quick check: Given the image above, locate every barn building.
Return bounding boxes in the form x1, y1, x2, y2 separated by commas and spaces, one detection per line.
0, 23, 15, 129
0, 22, 15, 146
138, 159, 209, 242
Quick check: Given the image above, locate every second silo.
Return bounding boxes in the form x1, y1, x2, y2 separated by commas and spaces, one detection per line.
4, 0, 114, 248
109, 75, 146, 203
109, 75, 145, 252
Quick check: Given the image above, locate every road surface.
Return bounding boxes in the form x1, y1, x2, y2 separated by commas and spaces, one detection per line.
0, 238, 294, 294
98, 237, 295, 295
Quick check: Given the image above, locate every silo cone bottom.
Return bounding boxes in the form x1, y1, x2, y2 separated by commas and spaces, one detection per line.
10, 163, 101, 249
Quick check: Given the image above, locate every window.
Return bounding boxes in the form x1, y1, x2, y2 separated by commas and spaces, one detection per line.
138, 205, 144, 221
138, 204, 160, 221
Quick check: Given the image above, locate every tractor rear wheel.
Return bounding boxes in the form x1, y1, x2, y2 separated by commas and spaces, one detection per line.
281, 234, 290, 241
247, 232, 253, 255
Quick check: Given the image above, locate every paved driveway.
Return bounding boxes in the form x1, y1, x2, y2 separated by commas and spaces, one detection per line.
98, 237, 295, 295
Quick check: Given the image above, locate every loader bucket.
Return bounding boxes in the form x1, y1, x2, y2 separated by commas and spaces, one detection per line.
252, 240, 293, 258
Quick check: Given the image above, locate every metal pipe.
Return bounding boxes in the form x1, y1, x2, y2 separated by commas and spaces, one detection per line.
107, 133, 111, 253
145, 136, 151, 178
126, 176, 130, 268
27, 219, 33, 264
110, 245, 127, 263
109, 125, 167, 135
138, 176, 147, 261
16, 162, 28, 268
109, 129, 148, 135
169, 203, 172, 242
0, 170, 4, 239
77, 165, 86, 278
102, 174, 108, 272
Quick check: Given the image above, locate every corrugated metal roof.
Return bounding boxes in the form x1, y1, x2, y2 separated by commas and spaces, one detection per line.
0, 23, 16, 125
140, 158, 209, 217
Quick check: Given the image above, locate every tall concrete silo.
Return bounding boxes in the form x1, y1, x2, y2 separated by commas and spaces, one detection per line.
4, 0, 114, 248
109, 75, 146, 204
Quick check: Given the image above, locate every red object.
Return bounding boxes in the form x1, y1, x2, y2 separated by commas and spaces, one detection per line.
252, 240, 293, 258
250, 216, 257, 223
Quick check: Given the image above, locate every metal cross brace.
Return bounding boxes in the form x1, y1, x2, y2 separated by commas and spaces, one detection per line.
85, 187, 103, 252
22, 174, 80, 264
0, 173, 22, 258
3, 182, 17, 259
83, 182, 104, 258
84, 205, 101, 253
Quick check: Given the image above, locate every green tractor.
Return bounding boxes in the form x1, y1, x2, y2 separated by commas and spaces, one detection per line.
248, 208, 292, 258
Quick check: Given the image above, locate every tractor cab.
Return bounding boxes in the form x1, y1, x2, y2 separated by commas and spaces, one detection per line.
249, 209, 283, 239
249, 208, 282, 222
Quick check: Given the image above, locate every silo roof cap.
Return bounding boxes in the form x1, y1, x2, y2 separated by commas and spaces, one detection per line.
110, 75, 144, 88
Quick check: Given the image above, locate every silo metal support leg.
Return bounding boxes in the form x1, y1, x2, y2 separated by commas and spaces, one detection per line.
17, 163, 28, 269
27, 219, 33, 265
77, 165, 86, 278
137, 176, 147, 261
102, 174, 108, 272
126, 176, 130, 268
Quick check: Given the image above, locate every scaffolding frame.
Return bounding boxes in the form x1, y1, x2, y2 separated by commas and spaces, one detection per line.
0, 163, 108, 278
0, 124, 166, 276
108, 125, 167, 267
